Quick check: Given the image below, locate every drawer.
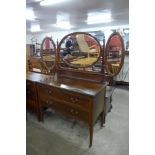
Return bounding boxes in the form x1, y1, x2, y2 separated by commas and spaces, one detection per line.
26, 99, 36, 112
40, 98, 89, 123
26, 88, 36, 100
37, 83, 91, 110
37, 84, 61, 99
61, 90, 91, 110
65, 106, 89, 123
26, 80, 35, 89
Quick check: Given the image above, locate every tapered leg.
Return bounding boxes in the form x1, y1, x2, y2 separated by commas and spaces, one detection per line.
100, 111, 105, 127
89, 124, 93, 148
37, 106, 44, 122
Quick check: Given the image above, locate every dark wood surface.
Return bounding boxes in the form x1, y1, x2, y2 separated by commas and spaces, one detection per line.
26, 80, 40, 121
26, 72, 106, 147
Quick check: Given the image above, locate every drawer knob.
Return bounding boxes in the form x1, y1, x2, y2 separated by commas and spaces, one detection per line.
46, 100, 52, 105
70, 97, 79, 103
70, 109, 74, 114
48, 90, 52, 94
75, 111, 79, 115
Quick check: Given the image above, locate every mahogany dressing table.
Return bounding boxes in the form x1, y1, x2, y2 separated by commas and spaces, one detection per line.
26, 32, 125, 147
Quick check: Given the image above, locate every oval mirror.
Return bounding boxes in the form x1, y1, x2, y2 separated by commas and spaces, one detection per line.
41, 37, 56, 73
58, 32, 101, 68
105, 32, 125, 76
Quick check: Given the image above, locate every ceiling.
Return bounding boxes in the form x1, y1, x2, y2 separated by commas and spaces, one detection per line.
26, 0, 129, 34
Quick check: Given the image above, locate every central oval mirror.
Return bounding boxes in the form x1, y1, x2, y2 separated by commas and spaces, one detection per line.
58, 32, 101, 68
105, 32, 125, 76
41, 37, 56, 73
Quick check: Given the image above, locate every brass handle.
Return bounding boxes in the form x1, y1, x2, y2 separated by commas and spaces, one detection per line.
75, 111, 79, 115
48, 90, 52, 94
75, 98, 79, 102
46, 100, 52, 105
70, 97, 79, 103
70, 109, 74, 114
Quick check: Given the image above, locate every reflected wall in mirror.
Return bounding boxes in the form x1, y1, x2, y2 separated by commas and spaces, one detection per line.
41, 37, 56, 73
58, 32, 101, 68
105, 32, 125, 76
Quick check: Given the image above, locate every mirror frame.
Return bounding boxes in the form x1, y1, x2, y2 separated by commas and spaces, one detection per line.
40, 37, 56, 73
105, 32, 125, 77
57, 32, 102, 69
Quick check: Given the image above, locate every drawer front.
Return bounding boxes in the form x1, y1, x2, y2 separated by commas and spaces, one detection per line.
26, 88, 35, 100
26, 99, 36, 112
61, 90, 91, 110
26, 80, 36, 100
37, 84, 61, 99
40, 98, 89, 123
37, 83, 91, 110
26, 80, 35, 90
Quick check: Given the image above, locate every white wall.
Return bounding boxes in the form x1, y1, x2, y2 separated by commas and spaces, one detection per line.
26, 34, 33, 44
26, 30, 73, 45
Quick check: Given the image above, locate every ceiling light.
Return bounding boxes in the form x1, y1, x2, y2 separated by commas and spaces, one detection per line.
87, 11, 112, 24
53, 21, 73, 29
26, 8, 36, 21
31, 24, 41, 32
53, 11, 73, 29
40, 0, 70, 6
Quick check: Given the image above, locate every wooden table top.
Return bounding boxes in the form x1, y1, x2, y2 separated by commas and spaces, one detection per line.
26, 72, 106, 96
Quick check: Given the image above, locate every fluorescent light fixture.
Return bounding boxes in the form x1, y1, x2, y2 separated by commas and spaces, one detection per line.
87, 11, 112, 24
31, 24, 41, 32
53, 11, 73, 29
40, 0, 70, 6
53, 21, 73, 29
26, 8, 36, 21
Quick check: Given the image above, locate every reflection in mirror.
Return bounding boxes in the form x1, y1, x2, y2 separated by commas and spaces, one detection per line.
105, 32, 124, 76
59, 33, 100, 68
41, 37, 56, 73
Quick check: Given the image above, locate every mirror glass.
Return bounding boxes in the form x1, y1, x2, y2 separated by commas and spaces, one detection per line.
59, 33, 101, 68
41, 37, 56, 73
105, 32, 125, 76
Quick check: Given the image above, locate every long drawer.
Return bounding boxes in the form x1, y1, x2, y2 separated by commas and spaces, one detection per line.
37, 83, 91, 110
26, 80, 35, 90
40, 98, 89, 123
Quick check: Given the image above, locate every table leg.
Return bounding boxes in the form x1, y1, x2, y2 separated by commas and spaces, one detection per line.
89, 124, 93, 148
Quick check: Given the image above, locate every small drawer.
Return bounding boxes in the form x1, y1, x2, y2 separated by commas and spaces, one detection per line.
61, 91, 91, 110
26, 80, 35, 89
39, 98, 89, 123
37, 83, 91, 111
37, 84, 61, 99
74, 109, 89, 123
26, 88, 35, 100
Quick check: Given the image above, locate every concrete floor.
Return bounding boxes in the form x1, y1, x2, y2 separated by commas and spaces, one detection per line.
26, 88, 129, 155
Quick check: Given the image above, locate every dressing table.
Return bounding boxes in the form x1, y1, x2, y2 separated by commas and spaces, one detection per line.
26, 32, 125, 147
